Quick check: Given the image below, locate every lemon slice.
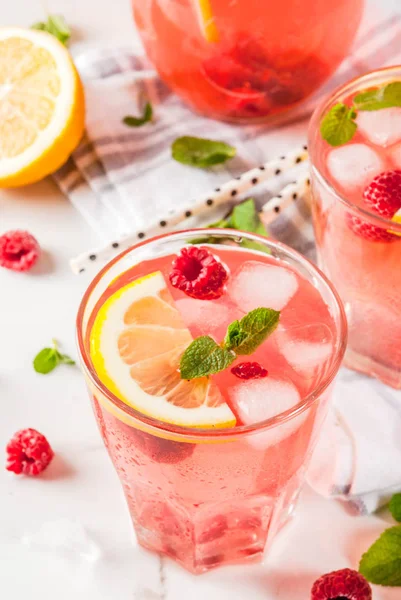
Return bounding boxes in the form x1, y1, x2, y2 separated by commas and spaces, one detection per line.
0, 27, 85, 187
90, 271, 236, 429
193, 0, 219, 43
390, 209, 401, 237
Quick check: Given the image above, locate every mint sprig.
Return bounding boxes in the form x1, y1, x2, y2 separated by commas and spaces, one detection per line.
33, 339, 75, 374
321, 81, 401, 147
192, 198, 270, 254
31, 15, 71, 45
180, 337, 235, 380
123, 102, 153, 128
359, 526, 401, 586
179, 307, 279, 380
320, 103, 357, 147
224, 308, 280, 355
172, 136, 236, 168
354, 82, 401, 111
389, 494, 401, 523
357, 493, 401, 587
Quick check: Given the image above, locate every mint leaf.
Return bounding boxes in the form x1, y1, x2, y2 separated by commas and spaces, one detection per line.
354, 82, 401, 111
208, 218, 232, 229
231, 199, 270, 253
33, 348, 59, 374
58, 353, 76, 365
359, 525, 401, 586
180, 307, 280, 379
32, 15, 71, 45
231, 198, 263, 234
224, 320, 248, 351
353, 88, 384, 111
320, 103, 357, 147
224, 308, 280, 355
123, 102, 153, 128
33, 340, 75, 374
179, 336, 235, 380
389, 494, 401, 522
172, 136, 236, 168
189, 199, 269, 252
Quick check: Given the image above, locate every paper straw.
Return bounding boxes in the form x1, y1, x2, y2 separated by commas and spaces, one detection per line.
261, 173, 311, 225
70, 146, 309, 274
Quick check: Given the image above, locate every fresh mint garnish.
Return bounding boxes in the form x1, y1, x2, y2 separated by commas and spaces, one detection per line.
359, 525, 401, 586
231, 198, 268, 237
180, 336, 235, 380
354, 82, 401, 111
389, 494, 401, 523
33, 339, 75, 374
190, 198, 270, 253
172, 136, 236, 168
31, 15, 71, 45
231, 199, 270, 253
320, 103, 357, 147
180, 307, 280, 380
123, 102, 153, 128
224, 308, 280, 355
321, 81, 401, 146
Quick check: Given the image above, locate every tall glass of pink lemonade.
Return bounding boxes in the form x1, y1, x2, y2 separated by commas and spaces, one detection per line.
132, 0, 364, 123
309, 66, 401, 389
76, 230, 346, 574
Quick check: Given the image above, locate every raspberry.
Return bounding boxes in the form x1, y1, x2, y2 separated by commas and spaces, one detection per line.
346, 213, 399, 243
132, 429, 194, 464
202, 34, 326, 118
363, 170, 401, 217
311, 569, 372, 600
169, 246, 228, 300
6, 428, 54, 476
0, 230, 40, 271
231, 361, 268, 379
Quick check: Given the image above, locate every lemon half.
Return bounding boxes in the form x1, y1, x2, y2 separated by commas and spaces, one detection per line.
0, 27, 85, 187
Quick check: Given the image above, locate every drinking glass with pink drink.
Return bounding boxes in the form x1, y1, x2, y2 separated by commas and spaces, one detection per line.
309, 66, 401, 389
132, 0, 364, 122
77, 230, 346, 573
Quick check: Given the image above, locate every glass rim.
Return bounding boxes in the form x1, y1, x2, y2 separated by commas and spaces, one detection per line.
76, 228, 348, 441
308, 64, 401, 234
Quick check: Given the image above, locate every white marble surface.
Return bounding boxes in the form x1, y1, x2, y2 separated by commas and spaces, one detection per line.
1, 1, 401, 599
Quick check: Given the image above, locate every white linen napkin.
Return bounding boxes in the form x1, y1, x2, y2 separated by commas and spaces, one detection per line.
53, 5, 401, 514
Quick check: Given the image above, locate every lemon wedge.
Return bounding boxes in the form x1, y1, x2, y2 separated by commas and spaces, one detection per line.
90, 271, 236, 429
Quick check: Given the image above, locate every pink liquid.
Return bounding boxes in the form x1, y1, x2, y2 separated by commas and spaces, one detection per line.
85, 246, 338, 572
132, 0, 364, 122
309, 73, 401, 388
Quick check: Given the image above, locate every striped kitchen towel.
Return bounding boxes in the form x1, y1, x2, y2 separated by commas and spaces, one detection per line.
53, 2, 401, 514
54, 3, 401, 273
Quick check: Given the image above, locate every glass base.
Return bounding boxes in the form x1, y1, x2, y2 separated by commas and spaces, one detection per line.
344, 348, 401, 389
129, 474, 302, 574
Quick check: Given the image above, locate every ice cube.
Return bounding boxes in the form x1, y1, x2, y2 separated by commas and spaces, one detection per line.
389, 142, 401, 169
231, 378, 305, 448
277, 325, 333, 377
228, 261, 298, 312
327, 144, 383, 191
232, 378, 301, 425
22, 519, 101, 561
357, 107, 401, 147
175, 298, 231, 333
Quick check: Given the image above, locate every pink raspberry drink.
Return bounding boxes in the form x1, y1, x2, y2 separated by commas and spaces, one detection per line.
132, 0, 364, 122
77, 230, 346, 573
309, 66, 401, 389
